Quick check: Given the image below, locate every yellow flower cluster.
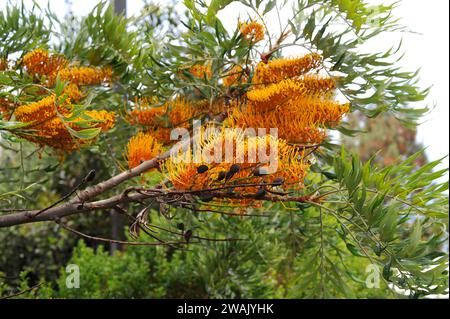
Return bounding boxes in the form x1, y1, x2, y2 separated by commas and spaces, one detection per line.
163, 127, 309, 198
11, 49, 115, 152
240, 21, 265, 43
58, 66, 113, 86
229, 97, 349, 144
22, 49, 68, 82
252, 53, 323, 85
247, 75, 336, 111
226, 53, 349, 145
126, 132, 163, 169
21, 49, 112, 87
14, 89, 115, 152
127, 97, 233, 145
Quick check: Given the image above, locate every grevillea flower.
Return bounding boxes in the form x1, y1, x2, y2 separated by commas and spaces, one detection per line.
252, 53, 323, 85
163, 127, 309, 202
62, 84, 85, 103
223, 65, 248, 87
13, 92, 115, 151
22, 49, 68, 83
126, 132, 163, 169
129, 97, 166, 127
129, 97, 205, 145
228, 97, 349, 145
14, 110, 116, 152
58, 66, 112, 86
240, 21, 265, 43
247, 76, 336, 111
130, 97, 197, 127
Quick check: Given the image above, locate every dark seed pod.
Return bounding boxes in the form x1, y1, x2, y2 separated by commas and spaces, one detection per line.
85, 170, 96, 183
184, 229, 193, 243
197, 165, 209, 174
272, 177, 285, 186
229, 164, 241, 174
255, 188, 266, 199
216, 171, 226, 181
177, 223, 185, 231
225, 164, 241, 181
253, 167, 269, 177
199, 194, 214, 202
225, 171, 235, 181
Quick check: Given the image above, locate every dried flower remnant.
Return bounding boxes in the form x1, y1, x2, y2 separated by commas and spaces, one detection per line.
0, 58, 8, 71
240, 21, 265, 43
126, 132, 163, 169
0, 98, 13, 120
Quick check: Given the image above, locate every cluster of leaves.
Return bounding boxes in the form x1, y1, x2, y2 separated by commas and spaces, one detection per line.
0, 2, 51, 57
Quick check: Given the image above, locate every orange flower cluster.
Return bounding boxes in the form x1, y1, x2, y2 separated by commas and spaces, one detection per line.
129, 97, 210, 144
229, 97, 349, 144
247, 75, 336, 111
22, 49, 68, 82
163, 127, 309, 202
58, 66, 112, 86
240, 21, 265, 43
21, 49, 112, 87
11, 49, 115, 151
126, 132, 163, 169
252, 53, 323, 85
13, 90, 115, 152
226, 54, 348, 145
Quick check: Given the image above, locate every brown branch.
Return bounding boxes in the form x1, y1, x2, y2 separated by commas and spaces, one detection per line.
1, 283, 43, 300
55, 219, 185, 247
0, 181, 314, 228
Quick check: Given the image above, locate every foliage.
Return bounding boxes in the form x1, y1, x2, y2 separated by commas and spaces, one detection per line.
0, 0, 448, 299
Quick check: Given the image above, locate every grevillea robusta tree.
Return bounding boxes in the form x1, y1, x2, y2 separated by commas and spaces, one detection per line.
0, 0, 448, 298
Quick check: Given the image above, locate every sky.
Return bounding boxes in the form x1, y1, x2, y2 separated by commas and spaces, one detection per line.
1, 0, 449, 174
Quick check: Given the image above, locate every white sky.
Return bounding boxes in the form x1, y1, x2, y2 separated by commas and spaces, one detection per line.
1, 0, 449, 174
